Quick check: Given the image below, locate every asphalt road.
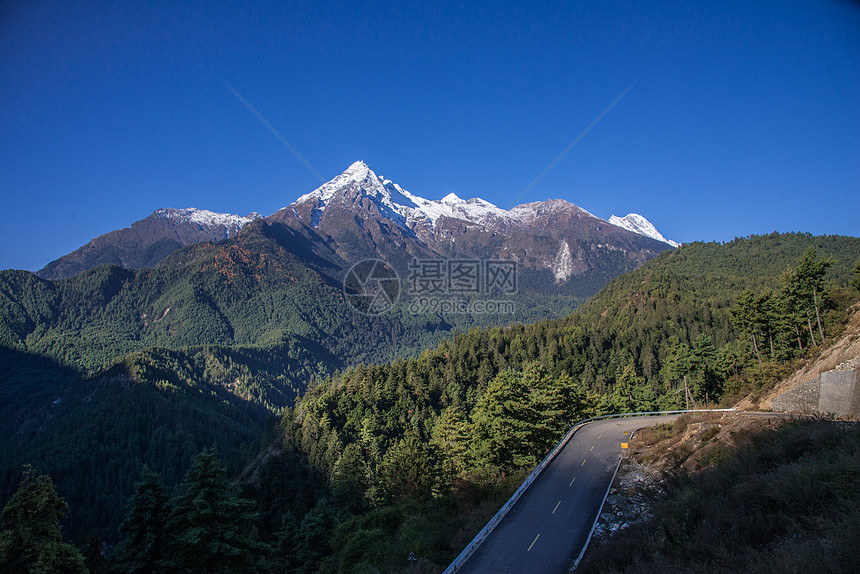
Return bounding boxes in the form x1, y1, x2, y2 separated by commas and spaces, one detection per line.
456, 414, 680, 574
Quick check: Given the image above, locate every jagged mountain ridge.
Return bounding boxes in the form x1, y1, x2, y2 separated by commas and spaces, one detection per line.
36, 162, 675, 281
38, 208, 262, 280
282, 161, 600, 233
269, 161, 673, 283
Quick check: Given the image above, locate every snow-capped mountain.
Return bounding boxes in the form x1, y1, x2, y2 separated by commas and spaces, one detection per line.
38, 161, 675, 286
609, 214, 679, 247
156, 207, 262, 232
38, 208, 262, 280
289, 160, 516, 231
281, 161, 642, 239
272, 161, 674, 283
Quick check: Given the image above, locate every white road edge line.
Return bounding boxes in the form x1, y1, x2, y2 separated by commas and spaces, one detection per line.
570, 455, 622, 571
443, 409, 736, 574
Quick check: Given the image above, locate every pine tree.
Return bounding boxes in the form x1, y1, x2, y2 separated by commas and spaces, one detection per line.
781, 267, 809, 352
604, 364, 640, 414
270, 513, 300, 573
852, 257, 860, 292
794, 247, 834, 345
691, 335, 721, 403
753, 291, 779, 360
730, 290, 764, 363
81, 534, 109, 574
660, 340, 694, 392
469, 369, 539, 470
378, 431, 436, 501
430, 405, 471, 487
293, 499, 337, 574
114, 468, 170, 574
166, 450, 266, 573
331, 443, 368, 512
521, 363, 562, 451
0, 465, 87, 574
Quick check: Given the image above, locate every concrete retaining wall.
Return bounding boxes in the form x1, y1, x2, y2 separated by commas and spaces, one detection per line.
818, 370, 860, 418
771, 368, 859, 418
771, 376, 821, 414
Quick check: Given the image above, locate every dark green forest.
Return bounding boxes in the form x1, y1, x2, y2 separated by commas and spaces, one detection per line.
0, 220, 582, 539
2, 232, 860, 572
271, 235, 860, 570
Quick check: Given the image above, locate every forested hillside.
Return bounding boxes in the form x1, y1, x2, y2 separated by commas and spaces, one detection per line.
0, 217, 583, 541
0, 223, 397, 377
2, 232, 859, 571
257, 233, 860, 570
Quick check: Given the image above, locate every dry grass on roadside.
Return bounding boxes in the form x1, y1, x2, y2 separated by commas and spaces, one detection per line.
579, 417, 860, 574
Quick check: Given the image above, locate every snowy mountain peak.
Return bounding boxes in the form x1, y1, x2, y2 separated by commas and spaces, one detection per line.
609, 213, 679, 247
293, 161, 424, 212
155, 208, 261, 229
343, 160, 371, 181
295, 160, 379, 204
288, 163, 675, 251
290, 162, 515, 229
511, 199, 595, 219
40, 162, 676, 280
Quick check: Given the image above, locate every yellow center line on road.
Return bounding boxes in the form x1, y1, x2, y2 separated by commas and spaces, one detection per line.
590, 444, 595, 451
597, 434, 602, 439
569, 476, 576, 486
552, 500, 561, 514
527, 533, 541, 552
581, 458, 587, 466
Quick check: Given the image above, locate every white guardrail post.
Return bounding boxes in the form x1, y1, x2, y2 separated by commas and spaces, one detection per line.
442, 408, 736, 573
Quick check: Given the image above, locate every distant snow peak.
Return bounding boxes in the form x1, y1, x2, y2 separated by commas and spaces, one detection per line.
291, 161, 514, 229
510, 199, 596, 221
345, 159, 370, 175
435, 195, 509, 224
295, 160, 374, 205
292, 163, 669, 244
609, 213, 679, 247
156, 208, 260, 229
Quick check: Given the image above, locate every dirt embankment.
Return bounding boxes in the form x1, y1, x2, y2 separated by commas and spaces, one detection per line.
591, 412, 791, 544
591, 305, 860, 547
582, 414, 860, 572
736, 303, 860, 411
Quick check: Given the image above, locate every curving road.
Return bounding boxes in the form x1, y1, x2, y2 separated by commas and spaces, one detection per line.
455, 415, 680, 574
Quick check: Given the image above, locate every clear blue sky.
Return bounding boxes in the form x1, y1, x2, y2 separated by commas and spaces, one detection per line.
1, 0, 858, 271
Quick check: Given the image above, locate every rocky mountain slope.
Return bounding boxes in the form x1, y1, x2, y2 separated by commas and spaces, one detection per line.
583, 413, 858, 573
269, 161, 674, 288
37, 208, 261, 279
36, 162, 675, 283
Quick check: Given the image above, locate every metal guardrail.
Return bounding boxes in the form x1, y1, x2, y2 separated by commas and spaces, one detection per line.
441, 420, 588, 574
442, 408, 737, 574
